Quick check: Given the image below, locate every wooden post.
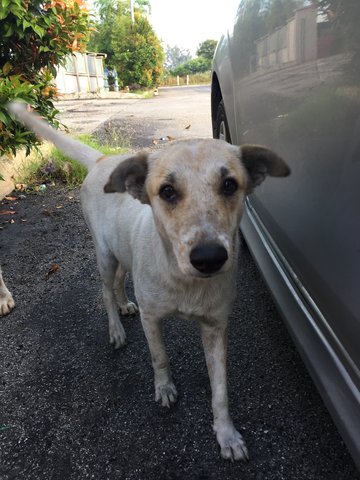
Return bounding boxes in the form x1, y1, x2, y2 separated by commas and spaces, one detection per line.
186, 74, 189, 85
177, 75, 180, 86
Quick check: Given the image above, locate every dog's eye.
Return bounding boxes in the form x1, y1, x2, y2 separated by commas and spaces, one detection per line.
159, 184, 178, 203
221, 178, 238, 196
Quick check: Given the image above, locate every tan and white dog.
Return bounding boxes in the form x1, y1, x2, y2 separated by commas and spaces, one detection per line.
8, 102, 289, 461
0, 265, 15, 316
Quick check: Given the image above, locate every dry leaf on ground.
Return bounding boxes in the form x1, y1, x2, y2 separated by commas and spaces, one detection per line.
45, 264, 59, 279
0, 210, 16, 215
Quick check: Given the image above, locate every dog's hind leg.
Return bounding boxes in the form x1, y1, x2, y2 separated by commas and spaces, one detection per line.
97, 254, 126, 349
140, 310, 178, 408
113, 264, 138, 316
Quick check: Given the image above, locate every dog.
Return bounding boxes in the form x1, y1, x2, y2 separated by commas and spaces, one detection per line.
8, 102, 289, 461
0, 265, 15, 316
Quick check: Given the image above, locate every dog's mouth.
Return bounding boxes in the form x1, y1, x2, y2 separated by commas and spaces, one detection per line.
192, 270, 225, 279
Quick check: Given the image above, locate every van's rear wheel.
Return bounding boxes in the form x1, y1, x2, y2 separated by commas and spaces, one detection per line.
214, 100, 231, 143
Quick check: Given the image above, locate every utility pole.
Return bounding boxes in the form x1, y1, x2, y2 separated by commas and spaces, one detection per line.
130, 0, 135, 24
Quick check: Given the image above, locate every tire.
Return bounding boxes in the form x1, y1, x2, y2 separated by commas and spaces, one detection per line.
214, 100, 231, 143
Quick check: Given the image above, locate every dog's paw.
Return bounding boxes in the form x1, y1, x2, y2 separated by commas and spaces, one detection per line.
0, 292, 15, 316
120, 301, 138, 316
155, 382, 178, 408
216, 426, 249, 461
109, 320, 126, 349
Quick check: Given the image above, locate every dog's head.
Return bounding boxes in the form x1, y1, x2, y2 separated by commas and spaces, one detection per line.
104, 139, 289, 278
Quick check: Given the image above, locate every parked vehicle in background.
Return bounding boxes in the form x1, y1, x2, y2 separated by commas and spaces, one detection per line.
211, 0, 360, 469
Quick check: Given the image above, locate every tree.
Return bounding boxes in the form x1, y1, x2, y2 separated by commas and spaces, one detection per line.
196, 39, 218, 62
133, 0, 151, 15
165, 45, 191, 70
113, 11, 164, 87
0, 0, 91, 156
89, 0, 164, 87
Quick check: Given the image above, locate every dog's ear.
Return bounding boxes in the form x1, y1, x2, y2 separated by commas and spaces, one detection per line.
104, 153, 149, 204
240, 144, 290, 193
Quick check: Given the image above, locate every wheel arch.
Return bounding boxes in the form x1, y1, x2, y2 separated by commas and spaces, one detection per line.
211, 61, 237, 144
211, 72, 223, 137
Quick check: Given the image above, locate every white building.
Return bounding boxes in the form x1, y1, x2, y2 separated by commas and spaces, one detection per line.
255, 5, 317, 71
55, 52, 107, 96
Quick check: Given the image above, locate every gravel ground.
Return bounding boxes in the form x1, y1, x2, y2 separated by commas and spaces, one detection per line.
0, 120, 359, 479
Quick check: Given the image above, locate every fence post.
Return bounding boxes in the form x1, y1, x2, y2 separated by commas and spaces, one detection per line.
177, 75, 180, 86
186, 74, 189, 85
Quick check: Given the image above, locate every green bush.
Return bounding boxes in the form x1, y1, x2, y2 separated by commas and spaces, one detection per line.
170, 57, 210, 77
0, 0, 92, 157
16, 134, 128, 190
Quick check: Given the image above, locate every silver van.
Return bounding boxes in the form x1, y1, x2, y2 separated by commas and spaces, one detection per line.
212, 0, 360, 468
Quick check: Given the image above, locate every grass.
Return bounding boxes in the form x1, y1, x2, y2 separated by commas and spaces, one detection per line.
15, 133, 128, 191
134, 89, 155, 98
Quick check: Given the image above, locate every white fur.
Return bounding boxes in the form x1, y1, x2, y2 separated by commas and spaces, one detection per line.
0, 265, 15, 316
8, 101, 289, 461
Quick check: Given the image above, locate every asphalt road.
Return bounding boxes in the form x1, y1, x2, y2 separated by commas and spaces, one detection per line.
1, 87, 359, 479
56, 85, 212, 142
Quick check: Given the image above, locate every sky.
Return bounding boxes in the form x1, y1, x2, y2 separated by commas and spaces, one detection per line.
148, 0, 240, 56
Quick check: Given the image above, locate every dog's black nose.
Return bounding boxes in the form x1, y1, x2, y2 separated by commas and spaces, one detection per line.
190, 243, 228, 274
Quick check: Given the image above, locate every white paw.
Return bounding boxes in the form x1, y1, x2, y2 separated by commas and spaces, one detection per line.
216, 426, 249, 461
109, 320, 126, 349
120, 301, 138, 316
0, 292, 15, 316
155, 382, 178, 408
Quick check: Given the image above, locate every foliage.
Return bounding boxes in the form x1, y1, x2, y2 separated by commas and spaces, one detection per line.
161, 71, 211, 87
0, 0, 92, 157
196, 39, 218, 61
167, 39, 217, 78
132, 0, 151, 15
89, 0, 164, 87
170, 57, 210, 77
16, 133, 128, 190
164, 45, 191, 70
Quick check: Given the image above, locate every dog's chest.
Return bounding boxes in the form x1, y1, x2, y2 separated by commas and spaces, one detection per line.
135, 264, 236, 320
167, 277, 234, 320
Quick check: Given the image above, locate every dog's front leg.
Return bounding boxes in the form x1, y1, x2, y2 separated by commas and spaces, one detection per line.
140, 310, 178, 408
200, 320, 248, 461
0, 266, 15, 316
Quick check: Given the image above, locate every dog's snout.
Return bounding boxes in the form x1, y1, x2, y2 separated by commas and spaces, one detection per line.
190, 243, 228, 274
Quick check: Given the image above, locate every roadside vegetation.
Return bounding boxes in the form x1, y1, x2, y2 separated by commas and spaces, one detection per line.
15, 134, 128, 191
88, 0, 164, 89
162, 39, 217, 86
0, 0, 162, 173
0, 0, 92, 157
161, 72, 211, 87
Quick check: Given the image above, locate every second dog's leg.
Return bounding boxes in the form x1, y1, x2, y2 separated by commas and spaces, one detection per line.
98, 256, 126, 349
113, 264, 138, 316
200, 320, 249, 461
140, 310, 178, 407
0, 266, 15, 316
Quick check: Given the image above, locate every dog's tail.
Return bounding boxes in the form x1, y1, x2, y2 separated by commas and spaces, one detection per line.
7, 102, 102, 170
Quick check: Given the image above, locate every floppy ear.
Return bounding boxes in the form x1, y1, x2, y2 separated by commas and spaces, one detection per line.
104, 153, 149, 204
240, 144, 290, 193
